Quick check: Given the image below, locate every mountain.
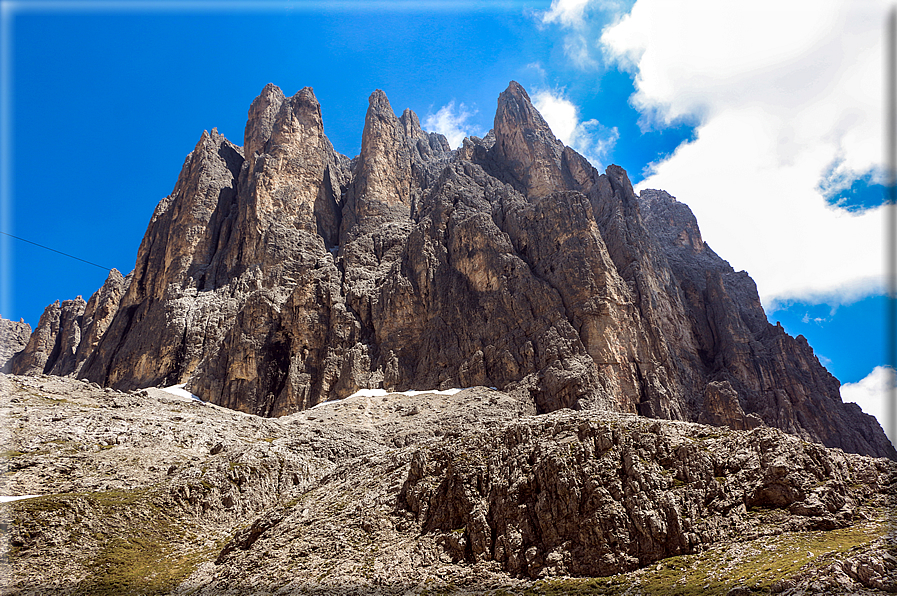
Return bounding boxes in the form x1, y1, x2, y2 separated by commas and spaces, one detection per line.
8, 81, 894, 460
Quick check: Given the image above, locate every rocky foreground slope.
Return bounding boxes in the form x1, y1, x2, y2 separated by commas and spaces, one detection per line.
1, 374, 894, 595
5, 81, 893, 460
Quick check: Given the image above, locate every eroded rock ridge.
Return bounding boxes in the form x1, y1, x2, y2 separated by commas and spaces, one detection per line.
11, 81, 894, 459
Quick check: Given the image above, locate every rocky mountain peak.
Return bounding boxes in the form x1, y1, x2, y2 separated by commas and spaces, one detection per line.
4, 82, 895, 596
244, 82, 286, 159
360, 89, 402, 153
270, 86, 324, 145
11, 296, 86, 377
399, 107, 426, 143
348, 88, 418, 224
493, 80, 566, 198
639, 188, 706, 253
10, 81, 894, 461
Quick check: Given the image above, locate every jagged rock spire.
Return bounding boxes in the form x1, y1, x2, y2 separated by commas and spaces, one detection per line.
244, 83, 286, 160
493, 80, 566, 198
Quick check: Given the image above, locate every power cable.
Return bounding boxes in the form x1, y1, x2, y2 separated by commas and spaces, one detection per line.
0, 231, 113, 271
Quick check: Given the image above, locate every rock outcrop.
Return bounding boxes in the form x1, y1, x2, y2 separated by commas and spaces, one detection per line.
11, 297, 86, 377
2, 375, 894, 594
16, 81, 895, 459
11, 270, 128, 379
398, 410, 889, 578
0, 318, 31, 373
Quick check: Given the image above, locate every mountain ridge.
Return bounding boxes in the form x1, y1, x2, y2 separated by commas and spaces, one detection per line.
6, 80, 893, 460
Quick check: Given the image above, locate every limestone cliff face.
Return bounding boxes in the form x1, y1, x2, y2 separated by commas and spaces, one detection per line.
72, 269, 128, 375
12, 297, 86, 376
639, 189, 894, 458
21, 81, 895, 459
78, 129, 244, 392
0, 317, 31, 373
11, 270, 129, 378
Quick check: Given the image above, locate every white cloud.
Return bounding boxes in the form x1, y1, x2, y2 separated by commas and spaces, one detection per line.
423, 101, 483, 149
526, 61, 548, 79
541, 0, 592, 28
532, 89, 619, 168
538, 0, 631, 68
841, 366, 896, 447
599, 0, 889, 307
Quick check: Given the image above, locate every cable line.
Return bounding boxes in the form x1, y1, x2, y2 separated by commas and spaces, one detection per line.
0, 231, 113, 271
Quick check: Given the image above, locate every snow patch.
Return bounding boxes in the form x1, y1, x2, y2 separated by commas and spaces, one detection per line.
0, 495, 41, 503
161, 384, 203, 402
348, 388, 465, 399
311, 387, 467, 409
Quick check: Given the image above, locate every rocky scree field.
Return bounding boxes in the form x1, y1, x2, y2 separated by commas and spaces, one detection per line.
0, 374, 894, 595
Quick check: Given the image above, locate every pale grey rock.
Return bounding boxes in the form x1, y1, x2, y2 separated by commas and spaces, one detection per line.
1, 375, 893, 594
0, 317, 31, 373
11, 297, 86, 376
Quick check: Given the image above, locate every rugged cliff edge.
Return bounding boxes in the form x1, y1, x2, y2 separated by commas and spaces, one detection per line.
7, 81, 894, 459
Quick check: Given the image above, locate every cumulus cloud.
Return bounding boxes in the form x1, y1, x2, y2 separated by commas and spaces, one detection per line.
532, 89, 619, 168
599, 0, 888, 307
423, 101, 483, 149
841, 366, 896, 447
541, 0, 592, 27
538, 0, 631, 68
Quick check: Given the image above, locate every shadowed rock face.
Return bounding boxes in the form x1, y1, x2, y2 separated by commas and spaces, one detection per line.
0, 318, 31, 373
638, 189, 895, 459
12, 298, 86, 377
10, 270, 129, 379
16, 81, 895, 459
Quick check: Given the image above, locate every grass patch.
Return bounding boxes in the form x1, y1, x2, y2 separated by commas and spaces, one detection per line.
74, 489, 211, 595
80, 533, 210, 596
510, 520, 887, 596
523, 576, 627, 595
9, 488, 211, 596
637, 522, 887, 595
10, 493, 69, 515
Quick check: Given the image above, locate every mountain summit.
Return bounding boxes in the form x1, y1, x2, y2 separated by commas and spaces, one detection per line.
9, 81, 894, 460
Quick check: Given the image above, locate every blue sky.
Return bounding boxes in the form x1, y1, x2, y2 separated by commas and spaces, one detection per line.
1, 0, 892, 439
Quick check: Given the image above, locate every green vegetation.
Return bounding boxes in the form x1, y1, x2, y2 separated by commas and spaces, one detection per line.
522, 576, 627, 595
10, 493, 69, 516
507, 520, 888, 596
74, 489, 213, 595
82, 533, 209, 596
9, 488, 213, 596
